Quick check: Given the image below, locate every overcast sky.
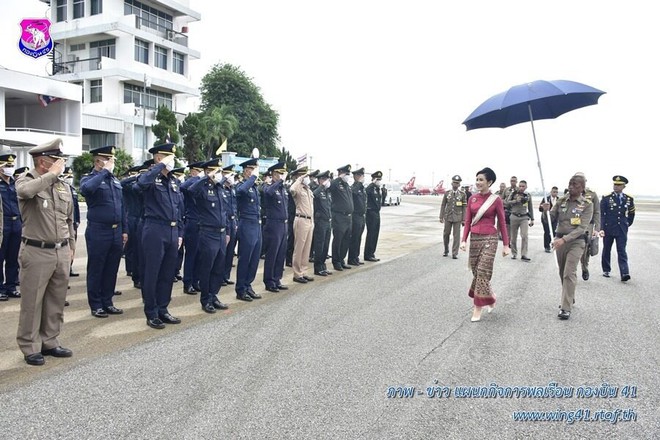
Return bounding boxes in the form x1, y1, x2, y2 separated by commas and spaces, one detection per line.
3, 1, 657, 196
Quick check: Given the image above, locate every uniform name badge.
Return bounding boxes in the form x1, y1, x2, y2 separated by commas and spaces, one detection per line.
455, 201, 462, 206
570, 217, 581, 225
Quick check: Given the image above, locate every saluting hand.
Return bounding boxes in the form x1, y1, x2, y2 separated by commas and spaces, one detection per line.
49, 158, 66, 177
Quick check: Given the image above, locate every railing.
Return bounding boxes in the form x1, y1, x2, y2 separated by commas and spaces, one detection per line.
134, 15, 188, 47
5, 127, 81, 137
53, 56, 102, 75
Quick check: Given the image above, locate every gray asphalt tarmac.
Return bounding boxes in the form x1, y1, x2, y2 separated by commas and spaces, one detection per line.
0, 196, 658, 439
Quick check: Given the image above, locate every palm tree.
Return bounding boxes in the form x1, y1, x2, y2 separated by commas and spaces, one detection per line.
202, 105, 238, 159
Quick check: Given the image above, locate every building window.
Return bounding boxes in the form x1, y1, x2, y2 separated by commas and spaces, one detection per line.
90, 39, 116, 59
124, 0, 173, 31
135, 39, 149, 64
73, 0, 84, 19
56, 0, 67, 22
155, 45, 167, 70
70, 43, 86, 52
91, 0, 103, 15
173, 52, 184, 75
90, 79, 102, 103
124, 84, 172, 110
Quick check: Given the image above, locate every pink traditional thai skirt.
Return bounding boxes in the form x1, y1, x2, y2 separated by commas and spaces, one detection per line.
468, 233, 498, 307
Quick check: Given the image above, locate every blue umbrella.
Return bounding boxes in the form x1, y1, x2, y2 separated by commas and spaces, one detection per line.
462, 79, 605, 228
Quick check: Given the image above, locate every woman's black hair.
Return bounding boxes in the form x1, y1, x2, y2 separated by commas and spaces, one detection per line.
476, 167, 496, 187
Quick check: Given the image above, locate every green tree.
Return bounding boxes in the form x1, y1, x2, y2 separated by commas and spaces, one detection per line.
179, 112, 206, 163
200, 63, 280, 158
71, 149, 134, 185
202, 105, 238, 159
152, 105, 180, 147
279, 147, 298, 173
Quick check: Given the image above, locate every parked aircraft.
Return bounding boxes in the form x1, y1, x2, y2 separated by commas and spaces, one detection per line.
401, 177, 416, 194
432, 180, 446, 195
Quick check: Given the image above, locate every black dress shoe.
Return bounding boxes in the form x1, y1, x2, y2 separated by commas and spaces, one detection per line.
303, 275, 315, 282
341, 264, 352, 269
452, 255, 458, 259
443, 251, 449, 257
25, 353, 45, 366
64, 300, 70, 307
521, 256, 531, 262
183, 285, 197, 295
582, 269, 590, 281
285, 262, 292, 267
621, 274, 631, 282
603, 272, 610, 278
246, 289, 262, 299
324, 270, 333, 275
159, 313, 181, 324
175, 273, 183, 281
147, 318, 166, 329
224, 279, 235, 285
365, 257, 380, 262
133, 281, 142, 289
104, 306, 123, 315
347, 260, 359, 266
264, 287, 279, 293
293, 276, 308, 284
91, 308, 109, 318
314, 271, 328, 276
0, 293, 7, 301
5, 290, 21, 298
41, 346, 73, 357
332, 264, 344, 271
558, 309, 571, 320
69, 271, 79, 277
237, 292, 255, 300
114, 290, 122, 296
545, 248, 552, 253
192, 283, 201, 292
276, 284, 289, 290
221, 280, 228, 286
213, 299, 229, 310
202, 303, 216, 314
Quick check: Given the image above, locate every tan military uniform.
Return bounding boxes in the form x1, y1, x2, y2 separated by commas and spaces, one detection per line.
439, 189, 466, 257
505, 190, 534, 258
16, 170, 75, 356
550, 194, 593, 311
580, 188, 600, 272
289, 176, 314, 278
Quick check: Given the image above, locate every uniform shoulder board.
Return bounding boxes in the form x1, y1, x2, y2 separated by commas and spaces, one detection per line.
558, 195, 570, 204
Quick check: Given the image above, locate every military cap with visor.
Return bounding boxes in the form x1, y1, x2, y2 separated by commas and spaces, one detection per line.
28, 137, 67, 159
148, 142, 176, 156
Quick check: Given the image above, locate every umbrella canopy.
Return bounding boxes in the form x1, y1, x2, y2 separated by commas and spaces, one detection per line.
463, 80, 606, 130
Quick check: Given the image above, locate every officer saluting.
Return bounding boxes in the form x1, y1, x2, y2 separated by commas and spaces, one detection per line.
262, 162, 289, 292
234, 158, 263, 301
16, 138, 75, 365
221, 164, 239, 286
313, 171, 333, 275
600, 175, 635, 281
135, 143, 184, 329
364, 171, 383, 262
179, 161, 205, 295
329, 164, 354, 271
189, 158, 230, 313
79, 146, 127, 318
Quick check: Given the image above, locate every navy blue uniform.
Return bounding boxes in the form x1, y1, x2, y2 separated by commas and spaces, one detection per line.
235, 175, 262, 295
180, 176, 201, 290
121, 175, 140, 278
348, 180, 366, 264
313, 185, 332, 274
262, 179, 289, 289
364, 182, 382, 260
223, 183, 238, 283
135, 163, 183, 320
190, 175, 227, 306
601, 192, 635, 277
80, 169, 127, 312
0, 176, 21, 295
329, 177, 354, 268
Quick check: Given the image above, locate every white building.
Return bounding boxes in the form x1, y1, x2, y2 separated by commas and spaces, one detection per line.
0, 68, 82, 167
42, 0, 201, 162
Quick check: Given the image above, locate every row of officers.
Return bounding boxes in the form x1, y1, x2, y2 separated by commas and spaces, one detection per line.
4, 138, 387, 366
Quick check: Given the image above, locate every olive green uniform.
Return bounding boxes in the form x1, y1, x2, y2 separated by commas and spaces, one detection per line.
505, 190, 534, 258
550, 194, 593, 312
16, 171, 75, 356
439, 189, 466, 257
